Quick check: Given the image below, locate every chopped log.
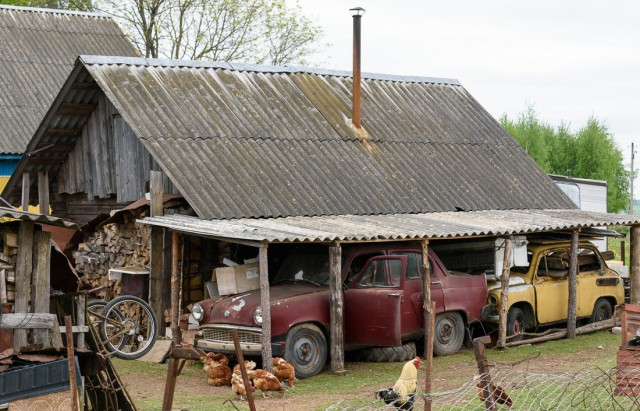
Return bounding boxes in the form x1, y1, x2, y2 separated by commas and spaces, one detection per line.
0, 313, 56, 329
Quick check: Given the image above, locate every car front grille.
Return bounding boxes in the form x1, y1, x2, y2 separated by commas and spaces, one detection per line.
202, 328, 262, 344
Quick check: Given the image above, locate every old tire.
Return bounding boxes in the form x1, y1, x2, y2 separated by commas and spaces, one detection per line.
589, 299, 612, 323
507, 307, 526, 341
433, 312, 465, 356
284, 324, 327, 378
358, 342, 416, 363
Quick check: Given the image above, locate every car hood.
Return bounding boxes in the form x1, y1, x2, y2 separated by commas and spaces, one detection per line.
200, 282, 327, 326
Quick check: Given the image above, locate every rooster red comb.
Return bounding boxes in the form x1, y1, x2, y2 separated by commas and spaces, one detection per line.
413, 356, 421, 367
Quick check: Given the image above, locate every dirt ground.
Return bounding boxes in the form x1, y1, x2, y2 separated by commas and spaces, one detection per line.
117, 334, 620, 411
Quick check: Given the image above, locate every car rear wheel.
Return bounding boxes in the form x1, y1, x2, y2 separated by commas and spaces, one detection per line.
284, 324, 327, 378
507, 307, 526, 341
433, 312, 465, 356
589, 298, 612, 323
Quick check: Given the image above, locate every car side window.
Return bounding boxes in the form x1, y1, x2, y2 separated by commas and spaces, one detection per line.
537, 250, 569, 278
390, 252, 427, 279
578, 248, 601, 272
358, 258, 402, 288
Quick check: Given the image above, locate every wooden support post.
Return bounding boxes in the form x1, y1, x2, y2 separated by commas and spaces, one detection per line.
32, 230, 51, 346
76, 294, 86, 350
424, 300, 436, 411
0, 269, 6, 304
567, 229, 579, 338
38, 171, 49, 214
64, 316, 79, 411
421, 240, 433, 358
631, 225, 640, 304
14, 221, 34, 352
21, 173, 29, 211
329, 243, 345, 373
162, 358, 180, 411
170, 232, 181, 346
150, 170, 164, 218
473, 336, 497, 411
497, 236, 513, 349
150, 226, 165, 335
259, 244, 273, 373
162, 229, 173, 335
233, 329, 257, 411
622, 240, 626, 266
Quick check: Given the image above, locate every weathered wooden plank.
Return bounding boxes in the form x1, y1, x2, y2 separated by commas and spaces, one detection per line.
1, 313, 55, 329
71, 82, 99, 90
21, 173, 29, 211
42, 128, 81, 138
259, 244, 273, 373
329, 244, 344, 373
57, 103, 97, 116
567, 230, 579, 338
76, 294, 86, 350
150, 171, 164, 217
31, 231, 52, 345
150, 226, 164, 335
38, 171, 50, 214
14, 221, 34, 351
0, 269, 6, 304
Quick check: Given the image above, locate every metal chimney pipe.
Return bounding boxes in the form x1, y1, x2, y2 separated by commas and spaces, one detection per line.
351, 7, 365, 129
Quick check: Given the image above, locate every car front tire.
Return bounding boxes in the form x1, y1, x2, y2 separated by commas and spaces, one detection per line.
284, 324, 327, 378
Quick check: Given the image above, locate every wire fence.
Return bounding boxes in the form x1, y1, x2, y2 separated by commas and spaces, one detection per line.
326, 352, 640, 411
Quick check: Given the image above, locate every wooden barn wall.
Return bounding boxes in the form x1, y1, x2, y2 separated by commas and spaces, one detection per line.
52, 193, 130, 225
57, 96, 178, 205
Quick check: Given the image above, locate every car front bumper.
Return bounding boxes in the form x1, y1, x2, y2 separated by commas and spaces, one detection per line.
194, 324, 283, 356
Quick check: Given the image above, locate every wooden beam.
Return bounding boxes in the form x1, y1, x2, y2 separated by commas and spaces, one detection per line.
21, 173, 29, 211
497, 236, 513, 349
259, 244, 273, 373
170, 232, 181, 346
161, 229, 172, 336
150, 171, 164, 218
38, 171, 49, 215
150, 226, 165, 335
36, 143, 76, 152
329, 244, 344, 373
421, 240, 433, 358
71, 82, 100, 90
76, 294, 85, 350
57, 103, 97, 116
1, 313, 56, 329
14, 221, 34, 351
27, 158, 67, 165
567, 229, 579, 339
631, 225, 640, 304
42, 128, 81, 138
31, 231, 51, 345
64, 316, 80, 411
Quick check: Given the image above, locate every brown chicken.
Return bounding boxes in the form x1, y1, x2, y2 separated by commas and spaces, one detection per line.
231, 360, 257, 400
202, 353, 231, 387
272, 357, 296, 388
474, 375, 513, 408
252, 369, 286, 398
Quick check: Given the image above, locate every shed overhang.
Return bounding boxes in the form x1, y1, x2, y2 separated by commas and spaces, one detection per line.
0, 206, 80, 230
137, 209, 640, 244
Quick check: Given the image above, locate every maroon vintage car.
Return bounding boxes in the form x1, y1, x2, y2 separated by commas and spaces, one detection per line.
191, 244, 488, 377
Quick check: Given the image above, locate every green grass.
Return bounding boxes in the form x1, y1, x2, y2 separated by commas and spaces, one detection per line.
113, 331, 622, 410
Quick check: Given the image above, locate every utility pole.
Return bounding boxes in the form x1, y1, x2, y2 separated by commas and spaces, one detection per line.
631, 142, 636, 215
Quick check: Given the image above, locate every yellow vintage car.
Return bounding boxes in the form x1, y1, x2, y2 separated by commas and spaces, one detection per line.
483, 240, 625, 337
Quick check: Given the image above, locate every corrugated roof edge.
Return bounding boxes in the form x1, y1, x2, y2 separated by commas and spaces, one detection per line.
79, 55, 461, 85
0, 4, 109, 18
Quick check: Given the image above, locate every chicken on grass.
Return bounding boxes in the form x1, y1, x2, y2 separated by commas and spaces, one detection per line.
272, 357, 296, 388
202, 353, 232, 387
231, 360, 257, 401
374, 357, 421, 410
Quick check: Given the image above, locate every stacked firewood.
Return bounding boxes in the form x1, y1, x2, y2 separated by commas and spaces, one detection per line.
0, 229, 18, 303
73, 215, 150, 296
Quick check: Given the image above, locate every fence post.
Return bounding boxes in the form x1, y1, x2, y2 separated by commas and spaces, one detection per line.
473, 336, 497, 411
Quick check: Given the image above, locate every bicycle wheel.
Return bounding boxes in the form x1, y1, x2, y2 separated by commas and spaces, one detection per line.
88, 300, 127, 351
99, 295, 158, 360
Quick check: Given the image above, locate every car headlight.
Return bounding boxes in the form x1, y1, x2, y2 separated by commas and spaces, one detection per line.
253, 307, 263, 325
488, 295, 499, 307
191, 303, 204, 322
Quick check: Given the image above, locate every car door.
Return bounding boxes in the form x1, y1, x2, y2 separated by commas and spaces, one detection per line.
534, 249, 570, 324
344, 255, 407, 347
576, 247, 605, 317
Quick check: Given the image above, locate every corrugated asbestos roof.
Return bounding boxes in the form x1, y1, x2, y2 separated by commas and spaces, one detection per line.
0, 206, 79, 230
2, 55, 577, 219
0, 5, 138, 154
82, 56, 575, 218
138, 210, 640, 243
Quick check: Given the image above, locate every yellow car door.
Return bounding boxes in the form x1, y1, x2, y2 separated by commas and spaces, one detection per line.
534, 250, 570, 324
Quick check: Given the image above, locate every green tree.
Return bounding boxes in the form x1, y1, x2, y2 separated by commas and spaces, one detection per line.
500, 107, 629, 213
95, 0, 323, 64
1, 0, 92, 11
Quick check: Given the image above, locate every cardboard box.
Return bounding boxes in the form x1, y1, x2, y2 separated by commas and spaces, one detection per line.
215, 263, 260, 295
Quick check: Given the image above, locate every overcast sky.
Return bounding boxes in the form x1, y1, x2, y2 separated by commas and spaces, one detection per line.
298, 0, 640, 198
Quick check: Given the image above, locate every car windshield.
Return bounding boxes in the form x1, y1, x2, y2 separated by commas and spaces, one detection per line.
272, 250, 330, 285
